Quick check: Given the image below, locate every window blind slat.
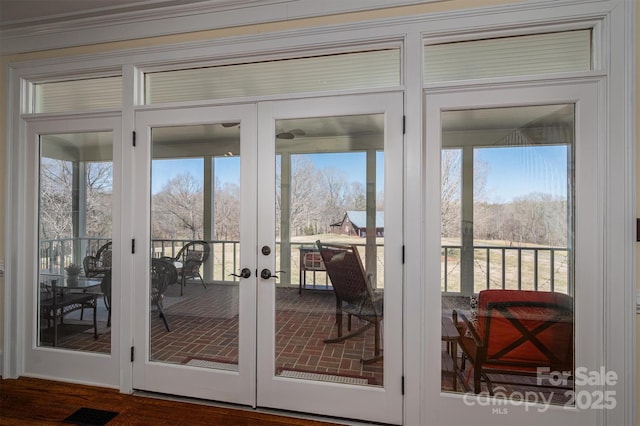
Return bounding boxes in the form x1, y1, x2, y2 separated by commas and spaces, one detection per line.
146, 49, 400, 104
35, 77, 122, 114
424, 30, 591, 83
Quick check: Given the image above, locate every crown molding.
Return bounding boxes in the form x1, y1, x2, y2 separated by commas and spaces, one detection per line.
0, 0, 440, 55
7, 0, 611, 75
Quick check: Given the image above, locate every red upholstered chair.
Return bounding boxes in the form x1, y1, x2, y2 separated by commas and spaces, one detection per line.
453, 289, 573, 394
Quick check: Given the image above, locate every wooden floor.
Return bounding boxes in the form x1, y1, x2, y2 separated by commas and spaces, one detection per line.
0, 377, 341, 425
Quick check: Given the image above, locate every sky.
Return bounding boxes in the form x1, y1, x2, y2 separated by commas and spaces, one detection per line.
152, 146, 568, 203
152, 151, 385, 195
476, 145, 568, 203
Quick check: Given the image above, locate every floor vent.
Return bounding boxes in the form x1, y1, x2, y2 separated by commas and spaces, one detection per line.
63, 407, 119, 425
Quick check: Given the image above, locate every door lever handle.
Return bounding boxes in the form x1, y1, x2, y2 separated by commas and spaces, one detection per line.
229, 267, 251, 279
260, 269, 285, 279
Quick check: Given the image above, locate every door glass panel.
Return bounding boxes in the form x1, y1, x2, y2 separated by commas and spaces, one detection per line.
440, 105, 575, 405
150, 123, 241, 369
274, 114, 385, 387
38, 131, 113, 353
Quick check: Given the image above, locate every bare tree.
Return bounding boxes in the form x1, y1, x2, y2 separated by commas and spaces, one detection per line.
288, 157, 323, 235
40, 159, 73, 240
152, 173, 203, 240
40, 159, 113, 240
319, 168, 348, 233
441, 150, 461, 239
344, 181, 366, 211
276, 155, 371, 236
214, 179, 240, 240
85, 162, 113, 238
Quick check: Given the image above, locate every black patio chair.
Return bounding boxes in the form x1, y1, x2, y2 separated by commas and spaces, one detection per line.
316, 240, 384, 364
100, 270, 112, 328
163, 240, 210, 296
83, 241, 112, 278
151, 258, 178, 332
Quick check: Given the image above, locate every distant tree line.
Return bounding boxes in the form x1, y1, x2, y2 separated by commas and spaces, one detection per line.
39, 159, 112, 243
39, 154, 568, 248
151, 156, 379, 241
440, 150, 568, 247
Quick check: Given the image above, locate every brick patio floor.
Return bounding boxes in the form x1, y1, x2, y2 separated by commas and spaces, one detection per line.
44, 282, 385, 386
40, 286, 568, 404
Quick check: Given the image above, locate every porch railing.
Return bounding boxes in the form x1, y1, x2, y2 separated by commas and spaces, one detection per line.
39, 237, 111, 273
441, 244, 570, 295
39, 238, 569, 294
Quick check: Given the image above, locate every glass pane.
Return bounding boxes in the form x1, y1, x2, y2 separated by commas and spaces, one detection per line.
440, 105, 575, 406
38, 131, 113, 354
274, 114, 385, 387
146, 49, 400, 104
425, 30, 591, 83
150, 123, 240, 370
34, 76, 122, 114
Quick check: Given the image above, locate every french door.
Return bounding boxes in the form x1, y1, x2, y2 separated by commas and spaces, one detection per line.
132, 93, 404, 424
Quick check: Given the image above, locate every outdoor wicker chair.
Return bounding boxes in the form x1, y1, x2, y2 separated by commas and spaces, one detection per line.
316, 240, 384, 364
151, 258, 178, 332
83, 241, 112, 278
163, 240, 210, 296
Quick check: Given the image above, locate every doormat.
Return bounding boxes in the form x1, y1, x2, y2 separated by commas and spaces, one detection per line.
183, 357, 239, 371
276, 367, 372, 385
63, 407, 119, 425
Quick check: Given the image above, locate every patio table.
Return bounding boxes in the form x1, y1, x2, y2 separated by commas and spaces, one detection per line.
40, 274, 102, 346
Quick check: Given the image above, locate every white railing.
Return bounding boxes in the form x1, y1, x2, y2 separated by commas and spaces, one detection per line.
441, 244, 570, 294
40, 238, 568, 294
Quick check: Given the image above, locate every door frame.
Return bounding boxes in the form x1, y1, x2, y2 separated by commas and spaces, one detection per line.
423, 79, 605, 425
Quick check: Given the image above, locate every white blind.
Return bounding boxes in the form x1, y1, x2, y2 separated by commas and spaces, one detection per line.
34, 76, 122, 113
424, 30, 591, 83
145, 49, 400, 104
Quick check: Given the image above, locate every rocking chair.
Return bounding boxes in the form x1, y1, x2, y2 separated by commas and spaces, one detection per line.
316, 240, 383, 364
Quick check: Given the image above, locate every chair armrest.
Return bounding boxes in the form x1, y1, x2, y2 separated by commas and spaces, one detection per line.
453, 309, 483, 347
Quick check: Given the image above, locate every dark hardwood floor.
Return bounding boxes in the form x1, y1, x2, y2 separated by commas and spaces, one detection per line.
0, 377, 341, 425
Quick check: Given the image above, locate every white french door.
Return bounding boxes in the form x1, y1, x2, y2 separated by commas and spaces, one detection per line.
424, 80, 603, 426
132, 103, 258, 404
132, 93, 404, 424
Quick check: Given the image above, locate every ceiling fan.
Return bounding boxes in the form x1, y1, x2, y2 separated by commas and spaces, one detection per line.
219, 122, 305, 139
276, 128, 306, 139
